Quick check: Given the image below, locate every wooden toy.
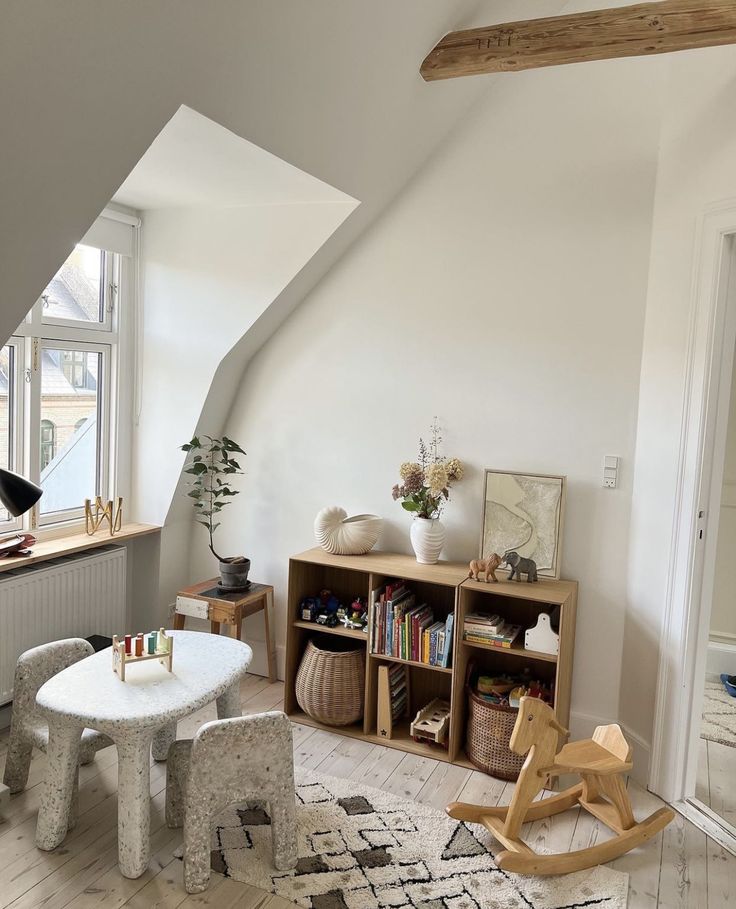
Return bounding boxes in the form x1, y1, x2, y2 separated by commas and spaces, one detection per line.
502, 551, 538, 583
113, 628, 173, 681
410, 698, 451, 747
447, 696, 674, 875
468, 553, 501, 583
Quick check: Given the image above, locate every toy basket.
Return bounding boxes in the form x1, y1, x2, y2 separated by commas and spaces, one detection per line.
295, 638, 365, 726
465, 688, 525, 781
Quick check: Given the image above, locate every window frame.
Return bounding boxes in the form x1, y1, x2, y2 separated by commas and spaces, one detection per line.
39, 247, 114, 333
9, 243, 124, 534
0, 338, 23, 534
36, 337, 112, 527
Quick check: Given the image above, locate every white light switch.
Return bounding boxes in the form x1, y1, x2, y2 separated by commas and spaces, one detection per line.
603, 456, 619, 489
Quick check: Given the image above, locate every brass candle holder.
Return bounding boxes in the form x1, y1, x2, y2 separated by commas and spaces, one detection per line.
85, 496, 123, 536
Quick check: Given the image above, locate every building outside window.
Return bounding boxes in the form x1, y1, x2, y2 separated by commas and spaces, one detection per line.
40, 419, 55, 470
61, 350, 90, 389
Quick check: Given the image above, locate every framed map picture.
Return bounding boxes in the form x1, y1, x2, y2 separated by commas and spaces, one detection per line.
480, 470, 566, 579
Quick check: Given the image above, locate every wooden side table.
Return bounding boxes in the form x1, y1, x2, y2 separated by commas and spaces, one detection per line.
174, 580, 277, 682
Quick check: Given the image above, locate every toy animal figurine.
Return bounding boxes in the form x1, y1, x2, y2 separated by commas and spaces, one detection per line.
503, 551, 538, 583
468, 553, 502, 583
447, 696, 674, 875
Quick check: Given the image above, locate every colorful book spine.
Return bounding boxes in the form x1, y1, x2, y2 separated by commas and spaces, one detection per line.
441, 613, 454, 668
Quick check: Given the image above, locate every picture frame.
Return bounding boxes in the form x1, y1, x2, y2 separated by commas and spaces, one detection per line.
479, 469, 566, 579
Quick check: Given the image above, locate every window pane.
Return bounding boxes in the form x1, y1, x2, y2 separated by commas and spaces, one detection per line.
41, 245, 104, 324
0, 345, 14, 522
40, 348, 101, 514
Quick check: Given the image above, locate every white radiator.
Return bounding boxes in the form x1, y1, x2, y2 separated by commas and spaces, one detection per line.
0, 545, 126, 704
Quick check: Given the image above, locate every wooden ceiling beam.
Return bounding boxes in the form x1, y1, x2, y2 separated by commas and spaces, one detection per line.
420, 1, 736, 81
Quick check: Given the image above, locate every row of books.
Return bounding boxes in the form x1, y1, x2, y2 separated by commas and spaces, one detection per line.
463, 612, 521, 649
370, 581, 454, 668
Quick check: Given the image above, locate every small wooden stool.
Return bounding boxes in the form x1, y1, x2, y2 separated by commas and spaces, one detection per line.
175, 580, 277, 682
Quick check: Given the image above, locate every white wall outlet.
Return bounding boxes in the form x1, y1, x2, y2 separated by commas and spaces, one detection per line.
603, 455, 619, 488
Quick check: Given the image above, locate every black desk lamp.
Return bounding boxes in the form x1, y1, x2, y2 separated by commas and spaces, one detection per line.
0, 468, 43, 556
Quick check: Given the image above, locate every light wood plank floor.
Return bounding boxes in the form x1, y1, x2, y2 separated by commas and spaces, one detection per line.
1, 673, 734, 908
696, 730, 736, 831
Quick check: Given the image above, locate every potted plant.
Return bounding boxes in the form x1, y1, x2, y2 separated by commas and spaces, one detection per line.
181, 434, 249, 590
392, 419, 464, 564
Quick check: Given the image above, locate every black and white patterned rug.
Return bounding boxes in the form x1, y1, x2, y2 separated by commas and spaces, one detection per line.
201, 768, 628, 909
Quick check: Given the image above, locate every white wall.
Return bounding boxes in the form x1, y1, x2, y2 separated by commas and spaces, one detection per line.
0, 0, 507, 352
201, 57, 666, 732
624, 46, 736, 758
133, 201, 354, 526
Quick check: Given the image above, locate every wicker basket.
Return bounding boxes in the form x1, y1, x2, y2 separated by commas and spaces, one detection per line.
295, 638, 365, 726
465, 689, 525, 781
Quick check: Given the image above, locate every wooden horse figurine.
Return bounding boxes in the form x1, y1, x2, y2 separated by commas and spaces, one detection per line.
447, 697, 674, 875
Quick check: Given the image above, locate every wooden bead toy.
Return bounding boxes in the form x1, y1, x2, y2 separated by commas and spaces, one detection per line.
112, 628, 174, 681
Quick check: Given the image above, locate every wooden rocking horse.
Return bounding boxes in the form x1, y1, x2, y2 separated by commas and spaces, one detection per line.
447, 696, 674, 875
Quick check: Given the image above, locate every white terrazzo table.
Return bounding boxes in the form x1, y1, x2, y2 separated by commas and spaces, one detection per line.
34, 630, 252, 878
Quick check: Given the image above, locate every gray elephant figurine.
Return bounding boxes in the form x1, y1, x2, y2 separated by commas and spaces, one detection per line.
503, 551, 538, 583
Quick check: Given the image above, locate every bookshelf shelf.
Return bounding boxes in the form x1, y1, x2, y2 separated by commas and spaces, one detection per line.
284, 547, 577, 775
292, 620, 368, 641
460, 636, 558, 664
371, 652, 454, 674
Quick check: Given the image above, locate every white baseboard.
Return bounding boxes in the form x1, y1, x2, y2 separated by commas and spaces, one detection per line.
570, 709, 651, 786
707, 640, 736, 677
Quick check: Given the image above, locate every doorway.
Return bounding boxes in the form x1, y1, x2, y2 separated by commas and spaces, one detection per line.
692, 335, 736, 838
650, 208, 736, 852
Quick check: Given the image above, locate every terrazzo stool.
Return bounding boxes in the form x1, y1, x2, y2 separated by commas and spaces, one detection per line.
166, 711, 298, 893
3, 639, 112, 799
34, 631, 252, 878
0, 783, 8, 821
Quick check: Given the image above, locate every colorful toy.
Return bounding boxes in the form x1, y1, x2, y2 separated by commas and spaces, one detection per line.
300, 597, 320, 622
300, 588, 363, 628
113, 628, 173, 681
342, 596, 368, 629
477, 675, 515, 696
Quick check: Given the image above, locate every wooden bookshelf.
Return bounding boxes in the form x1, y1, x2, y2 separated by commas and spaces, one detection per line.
292, 620, 367, 641
373, 652, 454, 675
284, 547, 577, 774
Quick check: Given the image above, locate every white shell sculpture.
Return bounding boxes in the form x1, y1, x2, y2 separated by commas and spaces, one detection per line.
314, 507, 383, 556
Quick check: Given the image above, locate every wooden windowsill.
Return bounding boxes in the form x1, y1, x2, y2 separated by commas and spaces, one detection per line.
0, 523, 161, 574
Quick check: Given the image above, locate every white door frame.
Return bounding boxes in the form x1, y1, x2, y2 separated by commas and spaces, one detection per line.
650, 201, 736, 806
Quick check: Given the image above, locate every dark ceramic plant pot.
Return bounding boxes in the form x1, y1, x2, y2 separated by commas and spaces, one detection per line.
218, 557, 251, 592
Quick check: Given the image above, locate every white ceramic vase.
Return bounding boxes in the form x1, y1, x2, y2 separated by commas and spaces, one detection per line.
314, 506, 383, 555
410, 517, 446, 564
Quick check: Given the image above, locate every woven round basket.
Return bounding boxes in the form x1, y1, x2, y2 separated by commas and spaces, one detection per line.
465, 689, 525, 781
295, 638, 365, 726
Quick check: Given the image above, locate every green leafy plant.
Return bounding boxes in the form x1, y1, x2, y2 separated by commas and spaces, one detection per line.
181, 435, 246, 561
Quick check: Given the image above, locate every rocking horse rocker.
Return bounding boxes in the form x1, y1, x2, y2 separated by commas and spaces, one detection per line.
447, 697, 674, 875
